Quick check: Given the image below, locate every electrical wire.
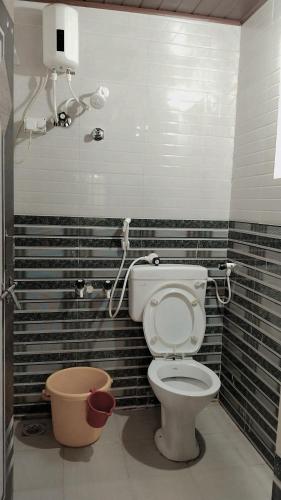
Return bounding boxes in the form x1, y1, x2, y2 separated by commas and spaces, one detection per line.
15, 73, 49, 165
15, 72, 49, 141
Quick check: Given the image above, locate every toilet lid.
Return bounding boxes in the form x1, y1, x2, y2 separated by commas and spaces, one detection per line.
143, 286, 206, 357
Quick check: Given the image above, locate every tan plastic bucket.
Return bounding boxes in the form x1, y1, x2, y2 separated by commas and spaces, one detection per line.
43, 367, 112, 447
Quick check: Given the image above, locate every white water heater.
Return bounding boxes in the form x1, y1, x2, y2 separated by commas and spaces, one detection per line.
42, 4, 79, 73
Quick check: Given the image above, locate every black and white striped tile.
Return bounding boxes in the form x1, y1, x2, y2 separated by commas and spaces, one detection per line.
220, 221, 281, 468
14, 215, 228, 418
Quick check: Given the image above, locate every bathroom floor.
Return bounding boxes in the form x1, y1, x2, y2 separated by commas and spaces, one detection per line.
13, 402, 273, 500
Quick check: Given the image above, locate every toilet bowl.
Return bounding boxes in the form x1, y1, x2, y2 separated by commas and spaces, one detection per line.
129, 264, 221, 462
148, 358, 221, 461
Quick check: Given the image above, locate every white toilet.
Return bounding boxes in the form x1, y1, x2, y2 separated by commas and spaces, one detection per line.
129, 264, 221, 462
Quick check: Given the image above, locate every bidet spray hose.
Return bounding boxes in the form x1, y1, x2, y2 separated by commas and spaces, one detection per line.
208, 272, 231, 305
109, 252, 160, 319
109, 255, 146, 319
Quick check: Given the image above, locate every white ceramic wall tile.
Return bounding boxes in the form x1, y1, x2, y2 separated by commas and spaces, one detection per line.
230, 0, 281, 224
14, 1, 240, 219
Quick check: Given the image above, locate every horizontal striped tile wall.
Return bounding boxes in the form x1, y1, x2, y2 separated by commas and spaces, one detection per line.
14, 215, 228, 418
220, 221, 281, 468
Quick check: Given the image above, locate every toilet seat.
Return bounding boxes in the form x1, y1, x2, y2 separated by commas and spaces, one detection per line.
148, 359, 221, 398
143, 285, 205, 357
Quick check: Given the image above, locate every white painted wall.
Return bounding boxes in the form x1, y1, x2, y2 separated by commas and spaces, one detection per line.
14, 1, 240, 219
230, 0, 281, 225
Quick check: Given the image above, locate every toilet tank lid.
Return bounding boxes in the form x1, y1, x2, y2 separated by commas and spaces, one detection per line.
130, 264, 207, 281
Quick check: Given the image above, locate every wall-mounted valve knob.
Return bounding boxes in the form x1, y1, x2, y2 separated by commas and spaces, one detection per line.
152, 256, 160, 266
91, 128, 104, 141
104, 280, 112, 299
55, 112, 72, 128
218, 262, 236, 271
75, 279, 86, 299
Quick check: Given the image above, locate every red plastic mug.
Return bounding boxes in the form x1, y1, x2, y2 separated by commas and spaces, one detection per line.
87, 390, 116, 428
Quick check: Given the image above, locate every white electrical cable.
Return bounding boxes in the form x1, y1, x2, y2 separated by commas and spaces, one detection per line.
15, 72, 49, 141
208, 273, 231, 305
15, 73, 48, 165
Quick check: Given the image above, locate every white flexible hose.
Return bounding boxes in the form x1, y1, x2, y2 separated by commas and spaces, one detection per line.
51, 72, 58, 124
66, 77, 80, 104
65, 72, 89, 110
108, 249, 127, 319
208, 274, 231, 305
109, 255, 150, 319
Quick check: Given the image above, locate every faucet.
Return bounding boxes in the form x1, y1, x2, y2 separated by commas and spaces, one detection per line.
75, 280, 94, 298
75, 280, 86, 298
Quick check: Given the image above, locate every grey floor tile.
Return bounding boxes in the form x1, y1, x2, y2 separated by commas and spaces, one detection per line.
189, 432, 244, 474
13, 403, 273, 500
100, 412, 121, 443
191, 465, 272, 500
122, 438, 191, 479
130, 474, 204, 500
197, 402, 238, 436
251, 464, 274, 498
229, 431, 267, 466
63, 439, 129, 486
14, 419, 60, 452
115, 407, 161, 443
64, 479, 134, 500
13, 488, 63, 500
14, 448, 63, 492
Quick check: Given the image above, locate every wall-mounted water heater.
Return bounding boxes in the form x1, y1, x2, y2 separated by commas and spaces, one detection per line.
42, 4, 79, 72
15, 1, 109, 157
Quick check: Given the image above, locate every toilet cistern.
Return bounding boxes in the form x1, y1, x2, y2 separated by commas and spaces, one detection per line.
128, 264, 221, 462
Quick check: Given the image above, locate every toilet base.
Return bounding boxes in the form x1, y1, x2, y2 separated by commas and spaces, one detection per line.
154, 425, 200, 462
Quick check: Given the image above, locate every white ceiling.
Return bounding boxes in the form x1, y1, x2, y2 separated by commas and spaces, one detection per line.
73, 0, 268, 24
